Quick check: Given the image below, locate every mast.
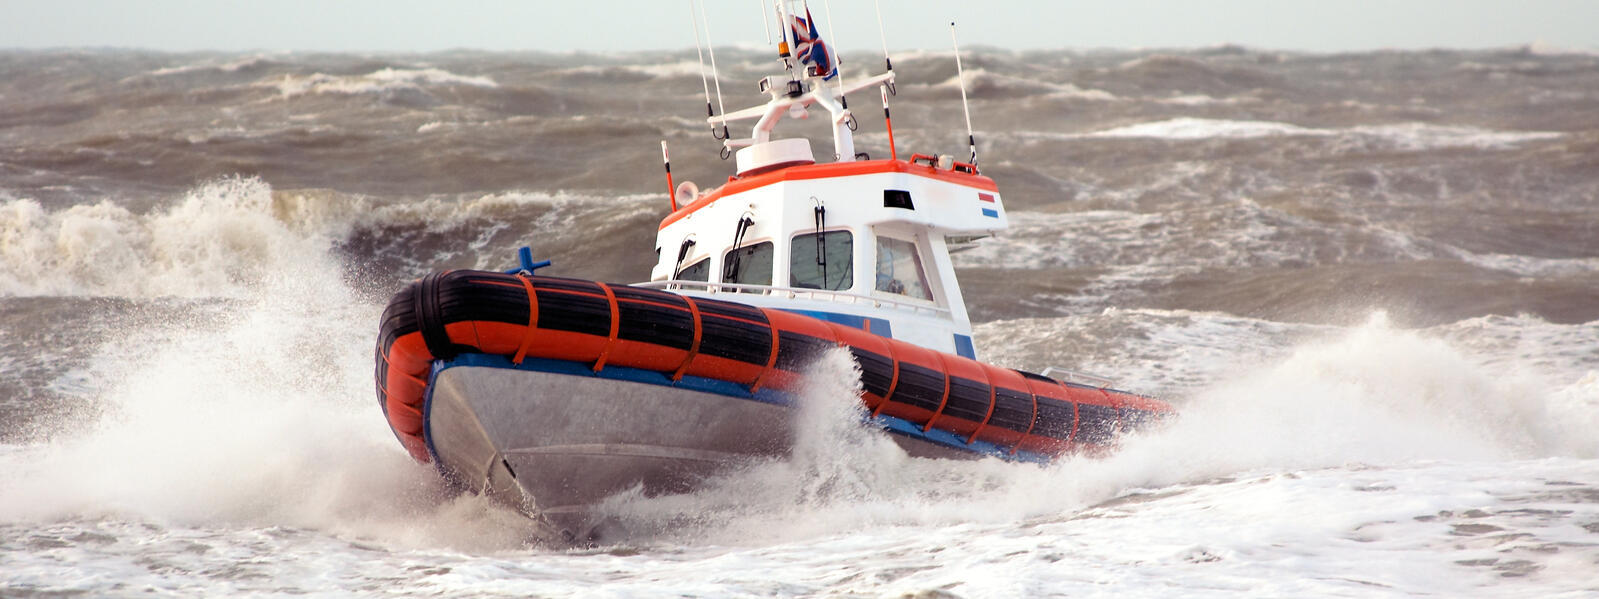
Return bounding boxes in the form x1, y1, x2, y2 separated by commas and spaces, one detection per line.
951, 22, 977, 167
707, 1, 895, 165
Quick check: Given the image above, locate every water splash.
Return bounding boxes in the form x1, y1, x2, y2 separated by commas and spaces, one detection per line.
1061, 312, 1599, 508
594, 315, 1599, 546
0, 178, 539, 550
0, 177, 339, 298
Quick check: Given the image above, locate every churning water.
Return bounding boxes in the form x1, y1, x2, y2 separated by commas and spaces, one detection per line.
2, 44, 1597, 596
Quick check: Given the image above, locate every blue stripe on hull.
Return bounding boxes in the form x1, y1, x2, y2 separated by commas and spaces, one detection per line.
782, 309, 892, 338
952, 334, 976, 359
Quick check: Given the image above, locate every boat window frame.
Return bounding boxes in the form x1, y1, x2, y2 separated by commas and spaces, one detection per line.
721, 240, 775, 288
788, 229, 855, 291
676, 256, 712, 282
872, 233, 935, 304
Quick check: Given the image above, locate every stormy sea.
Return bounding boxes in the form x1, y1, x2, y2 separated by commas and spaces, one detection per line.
2, 43, 1596, 597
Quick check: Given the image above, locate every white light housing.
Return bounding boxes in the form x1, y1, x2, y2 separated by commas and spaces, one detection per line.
735, 138, 815, 177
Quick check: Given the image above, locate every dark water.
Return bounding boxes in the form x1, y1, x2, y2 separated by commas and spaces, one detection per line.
2, 47, 1597, 596
4, 47, 1594, 324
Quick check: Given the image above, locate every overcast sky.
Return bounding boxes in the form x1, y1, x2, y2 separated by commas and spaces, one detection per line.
4, 0, 1596, 54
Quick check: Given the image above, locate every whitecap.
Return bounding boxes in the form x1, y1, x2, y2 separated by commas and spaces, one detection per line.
1072, 117, 1564, 150
260, 67, 497, 98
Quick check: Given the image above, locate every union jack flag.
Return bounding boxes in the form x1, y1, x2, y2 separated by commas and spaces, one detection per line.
789, 8, 835, 80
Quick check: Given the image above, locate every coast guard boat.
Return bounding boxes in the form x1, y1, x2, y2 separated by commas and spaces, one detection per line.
376, 1, 1172, 541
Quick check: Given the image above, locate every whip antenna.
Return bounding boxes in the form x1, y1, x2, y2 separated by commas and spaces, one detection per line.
698, 0, 730, 141
689, 1, 719, 139
760, 0, 772, 44
661, 141, 678, 211
881, 84, 896, 160
775, 0, 797, 78
874, 0, 894, 89
951, 22, 976, 166
821, 0, 847, 109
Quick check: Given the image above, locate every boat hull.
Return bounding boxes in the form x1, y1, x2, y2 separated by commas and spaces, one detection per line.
425, 359, 984, 540
428, 363, 788, 538
376, 270, 1174, 538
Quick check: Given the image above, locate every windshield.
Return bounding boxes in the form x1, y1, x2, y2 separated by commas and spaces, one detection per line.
874, 235, 931, 301
723, 241, 774, 287
790, 230, 853, 290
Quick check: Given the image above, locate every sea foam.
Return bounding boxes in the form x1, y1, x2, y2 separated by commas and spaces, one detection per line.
260, 67, 497, 98
1073, 117, 1564, 150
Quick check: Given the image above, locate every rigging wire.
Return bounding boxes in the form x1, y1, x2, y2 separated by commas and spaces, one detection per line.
698, 0, 730, 141
759, 0, 772, 44
689, 0, 718, 139
873, 0, 895, 95
820, 0, 847, 109
951, 22, 977, 166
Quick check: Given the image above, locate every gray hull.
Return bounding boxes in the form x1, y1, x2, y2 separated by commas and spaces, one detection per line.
427, 366, 794, 540
425, 365, 975, 542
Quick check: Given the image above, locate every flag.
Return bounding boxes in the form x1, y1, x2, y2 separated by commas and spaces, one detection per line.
789, 7, 834, 80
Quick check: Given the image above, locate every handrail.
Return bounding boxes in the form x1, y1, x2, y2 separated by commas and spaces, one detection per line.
908, 152, 979, 175
1040, 366, 1116, 390
634, 280, 952, 319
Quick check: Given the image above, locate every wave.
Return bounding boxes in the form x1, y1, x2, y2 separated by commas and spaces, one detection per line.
1082, 117, 1324, 140
1067, 117, 1564, 150
586, 313, 1598, 546
1154, 93, 1259, 106
952, 202, 1384, 286
258, 67, 498, 98
0, 178, 658, 299
1125, 314, 1599, 470
0, 301, 1590, 549
0, 178, 340, 299
1524, 41, 1599, 57
555, 59, 711, 80
144, 54, 280, 78
957, 207, 1598, 287
1, 191, 1593, 551
920, 68, 1120, 101
0, 203, 537, 549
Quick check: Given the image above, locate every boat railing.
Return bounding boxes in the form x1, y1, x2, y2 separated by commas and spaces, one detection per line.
1040, 366, 1117, 389
636, 280, 953, 319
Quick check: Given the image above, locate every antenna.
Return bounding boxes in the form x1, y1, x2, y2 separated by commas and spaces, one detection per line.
775, 0, 797, 77
661, 141, 677, 211
690, 1, 718, 139
821, 0, 847, 109
760, 0, 772, 44
873, 0, 893, 77
881, 84, 896, 160
950, 22, 976, 166
698, 0, 730, 141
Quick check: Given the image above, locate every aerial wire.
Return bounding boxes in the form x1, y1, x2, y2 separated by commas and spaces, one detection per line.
689, 0, 719, 139
950, 22, 976, 166
698, 0, 731, 141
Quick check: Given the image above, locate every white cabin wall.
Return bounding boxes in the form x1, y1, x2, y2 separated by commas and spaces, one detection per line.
853, 223, 871, 293
924, 233, 973, 333
648, 169, 993, 355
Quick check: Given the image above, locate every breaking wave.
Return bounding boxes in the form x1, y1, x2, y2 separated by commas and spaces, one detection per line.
1070, 117, 1563, 149
591, 315, 1598, 545
0, 179, 658, 299
259, 67, 498, 98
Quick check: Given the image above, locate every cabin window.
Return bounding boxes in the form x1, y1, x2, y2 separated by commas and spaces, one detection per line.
677, 257, 710, 282
722, 241, 773, 287
883, 189, 914, 210
790, 231, 853, 291
874, 235, 932, 301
